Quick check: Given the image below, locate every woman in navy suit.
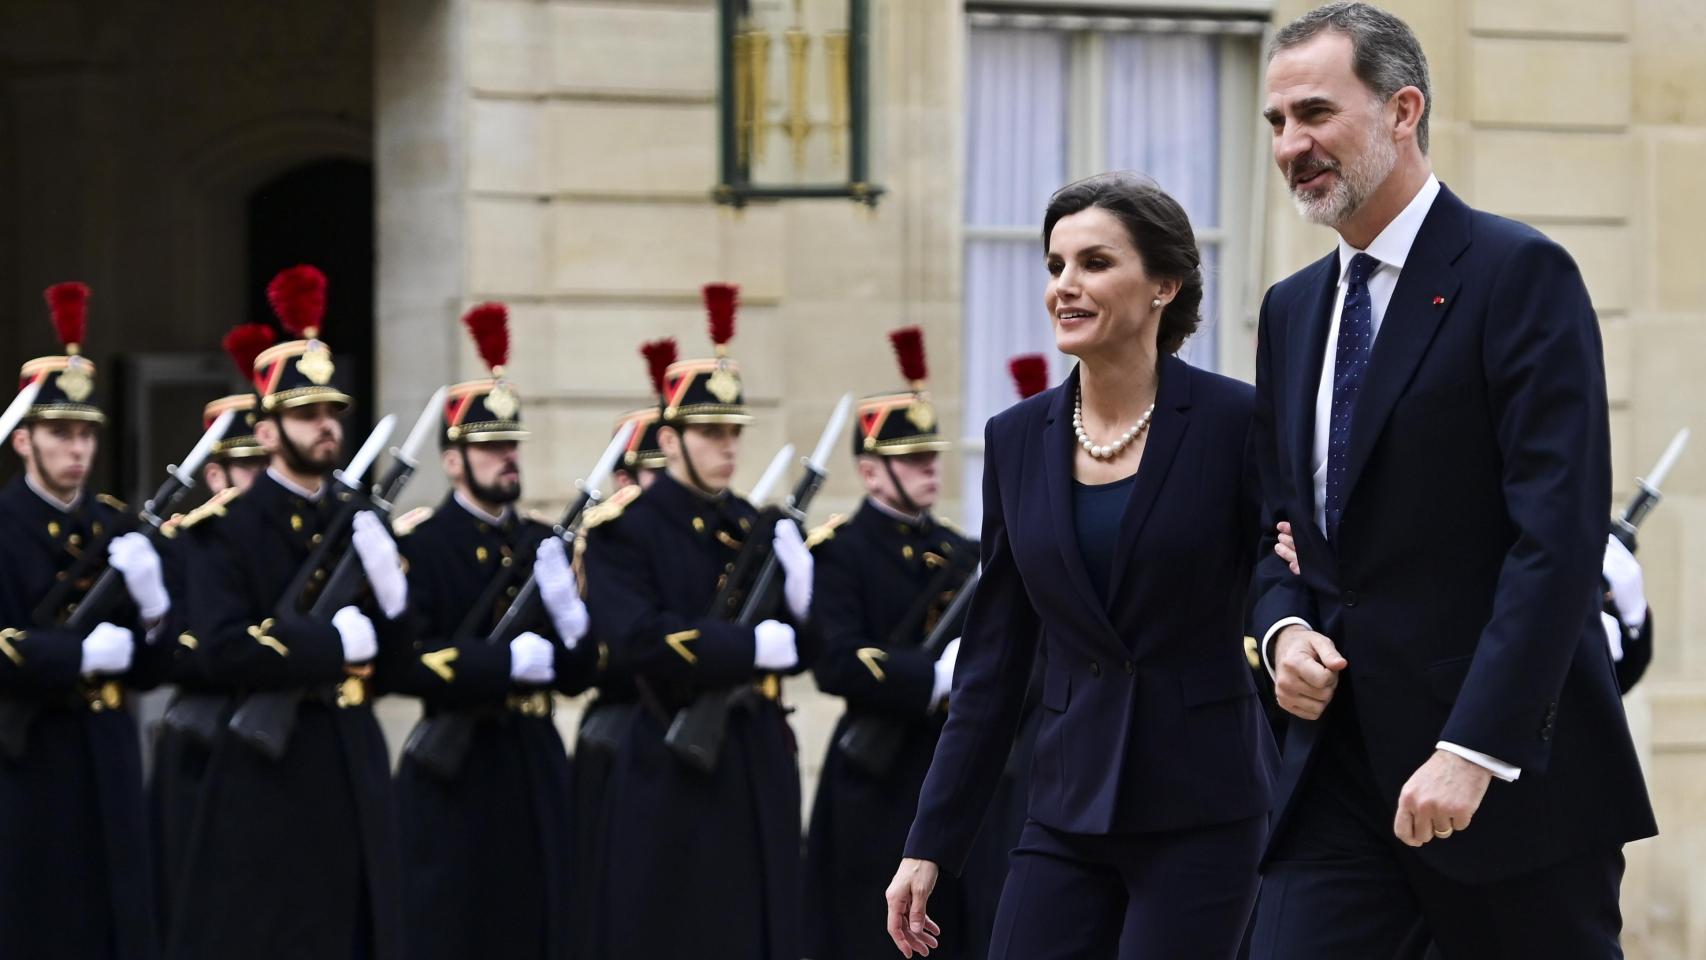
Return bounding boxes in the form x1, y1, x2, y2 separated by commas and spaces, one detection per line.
885, 172, 1277, 959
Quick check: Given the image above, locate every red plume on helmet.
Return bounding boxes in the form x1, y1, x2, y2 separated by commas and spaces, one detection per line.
702, 283, 738, 354
44, 282, 91, 352
266, 265, 328, 338
888, 326, 928, 388
1009, 354, 1049, 399
461, 302, 510, 374
223, 324, 276, 383
640, 338, 678, 398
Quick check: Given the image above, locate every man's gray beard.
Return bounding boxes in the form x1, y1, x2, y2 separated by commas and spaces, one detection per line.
1292, 124, 1398, 228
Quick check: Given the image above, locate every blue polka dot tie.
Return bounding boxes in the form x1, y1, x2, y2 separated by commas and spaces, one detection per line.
1325, 252, 1380, 541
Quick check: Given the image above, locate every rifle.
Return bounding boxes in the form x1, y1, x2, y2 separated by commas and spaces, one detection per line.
662, 394, 853, 773
403, 422, 636, 780
226, 399, 427, 759
836, 553, 979, 779
0, 409, 234, 760
1611, 428, 1689, 553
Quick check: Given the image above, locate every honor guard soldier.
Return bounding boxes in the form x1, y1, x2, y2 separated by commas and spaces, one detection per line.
151, 322, 275, 932
802, 328, 979, 960
569, 338, 673, 956
1, 282, 172, 960
387, 303, 598, 960
582, 284, 817, 960
168, 265, 409, 960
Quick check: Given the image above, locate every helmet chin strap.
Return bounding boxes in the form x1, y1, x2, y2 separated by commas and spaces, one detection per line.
882, 456, 924, 521
673, 425, 723, 500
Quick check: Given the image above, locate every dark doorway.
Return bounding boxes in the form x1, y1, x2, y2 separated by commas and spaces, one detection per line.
246, 158, 377, 444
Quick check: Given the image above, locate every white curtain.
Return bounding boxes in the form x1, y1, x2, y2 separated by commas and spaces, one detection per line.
959, 28, 1224, 520
961, 28, 1069, 520
1103, 33, 1222, 371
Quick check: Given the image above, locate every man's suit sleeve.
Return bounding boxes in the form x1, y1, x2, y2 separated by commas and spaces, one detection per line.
1248, 285, 1321, 653
903, 417, 1042, 874
1439, 236, 1610, 773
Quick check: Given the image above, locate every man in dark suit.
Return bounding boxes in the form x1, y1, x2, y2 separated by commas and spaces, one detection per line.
1248, 5, 1656, 957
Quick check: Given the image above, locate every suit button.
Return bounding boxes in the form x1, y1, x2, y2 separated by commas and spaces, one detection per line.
1124, 660, 1134, 675
1341, 590, 1359, 607
1089, 660, 1101, 678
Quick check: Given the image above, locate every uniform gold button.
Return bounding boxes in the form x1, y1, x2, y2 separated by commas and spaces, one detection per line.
311, 533, 323, 546
1089, 660, 1101, 678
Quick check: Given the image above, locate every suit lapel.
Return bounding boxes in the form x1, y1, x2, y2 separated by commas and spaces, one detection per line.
1106, 354, 1191, 596
1340, 187, 1471, 506
1041, 367, 1112, 625
1288, 254, 1339, 509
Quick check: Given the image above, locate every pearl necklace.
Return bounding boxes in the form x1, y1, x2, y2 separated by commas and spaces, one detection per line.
1073, 386, 1155, 461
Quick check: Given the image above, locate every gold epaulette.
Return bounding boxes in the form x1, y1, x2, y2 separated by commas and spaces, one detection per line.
96, 493, 128, 513
806, 513, 848, 549
583, 483, 642, 530
176, 487, 242, 532
392, 506, 434, 536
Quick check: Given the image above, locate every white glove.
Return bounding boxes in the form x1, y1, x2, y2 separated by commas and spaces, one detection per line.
81, 622, 135, 675
333, 605, 377, 663
352, 511, 409, 620
772, 520, 813, 621
1600, 611, 1626, 663
1603, 534, 1646, 629
509, 630, 557, 685
931, 637, 961, 707
107, 532, 170, 623
753, 619, 799, 671
534, 537, 588, 649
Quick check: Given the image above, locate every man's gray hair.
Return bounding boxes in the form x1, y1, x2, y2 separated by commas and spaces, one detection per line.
1271, 2, 1432, 154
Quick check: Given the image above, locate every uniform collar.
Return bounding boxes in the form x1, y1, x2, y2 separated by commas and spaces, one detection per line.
24, 473, 82, 514
267, 466, 326, 502
866, 495, 927, 528
453, 490, 511, 527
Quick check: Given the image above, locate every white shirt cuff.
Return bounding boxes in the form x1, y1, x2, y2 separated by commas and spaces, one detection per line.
1436, 741, 1521, 782
1261, 617, 1312, 679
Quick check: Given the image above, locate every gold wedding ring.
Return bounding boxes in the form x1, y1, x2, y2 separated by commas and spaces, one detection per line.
1432, 827, 1454, 839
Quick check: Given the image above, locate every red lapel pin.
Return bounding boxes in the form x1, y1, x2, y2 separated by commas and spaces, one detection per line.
1432, 296, 1446, 305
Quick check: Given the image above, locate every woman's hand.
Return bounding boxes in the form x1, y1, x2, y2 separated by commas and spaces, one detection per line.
1275, 521, 1301, 576
885, 857, 943, 957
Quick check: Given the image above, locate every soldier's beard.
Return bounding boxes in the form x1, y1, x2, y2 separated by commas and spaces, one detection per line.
277, 429, 338, 477
468, 470, 521, 505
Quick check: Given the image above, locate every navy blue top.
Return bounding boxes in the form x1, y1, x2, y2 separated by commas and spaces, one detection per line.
1073, 473, 1137, 606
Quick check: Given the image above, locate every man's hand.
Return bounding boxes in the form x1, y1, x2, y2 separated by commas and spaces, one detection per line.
1272, 624, 1347, 720
1274, 521, 1301, 576
1394, 749, 1492, 847
885, 858, 943, 957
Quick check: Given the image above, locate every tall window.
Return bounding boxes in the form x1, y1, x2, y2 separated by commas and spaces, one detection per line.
961, 13, 1263, 518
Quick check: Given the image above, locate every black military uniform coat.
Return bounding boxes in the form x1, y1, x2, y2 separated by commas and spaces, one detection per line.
148, 490, 241, 936
167, 471, 404, 960
388, 494, 600, 960
567, 485, 644, 960
0, 476, 162, 960
581, 471, 811, 960
802, 500, 978, 960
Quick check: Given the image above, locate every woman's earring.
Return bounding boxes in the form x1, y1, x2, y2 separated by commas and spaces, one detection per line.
1152, 298, 1162, 308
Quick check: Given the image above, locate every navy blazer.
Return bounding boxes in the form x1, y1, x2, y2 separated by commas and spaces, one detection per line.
905, 354, 1278, 873
1249, 184, 1657, 882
